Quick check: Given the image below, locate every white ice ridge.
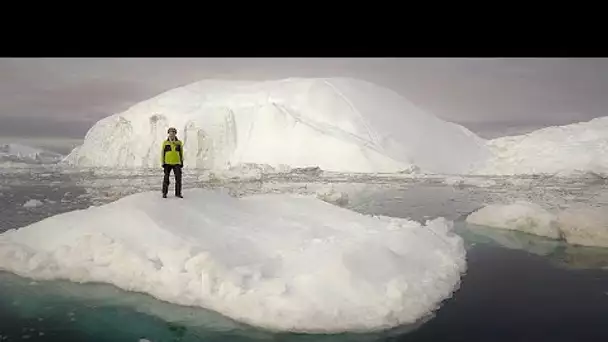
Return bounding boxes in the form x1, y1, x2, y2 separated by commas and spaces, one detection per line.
466, 201, 608, 248
475, 116, 608, 176
62, 77, 490, 174
0, 189, 467, 333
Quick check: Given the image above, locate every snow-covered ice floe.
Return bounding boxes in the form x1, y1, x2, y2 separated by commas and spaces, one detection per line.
466, 201, 608, 248
0, 189, 466, 333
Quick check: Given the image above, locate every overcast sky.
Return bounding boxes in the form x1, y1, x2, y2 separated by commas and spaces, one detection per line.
1, 57, 607, 139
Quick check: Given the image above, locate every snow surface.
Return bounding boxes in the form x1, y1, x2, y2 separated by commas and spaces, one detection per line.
474, 117, 608, 176
63, 77, 490, 174
0, 143, 64, 164
466, 201, 608, 248
0, 188, 466, 333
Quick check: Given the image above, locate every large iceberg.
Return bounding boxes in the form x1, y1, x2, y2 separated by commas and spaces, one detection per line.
63, 77, 490, 174
0, 189, 467, 333
474, 116, 608, 176
60, 76, 608, 177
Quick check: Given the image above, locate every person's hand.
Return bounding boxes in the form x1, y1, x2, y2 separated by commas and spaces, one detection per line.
162, 163, 167, 168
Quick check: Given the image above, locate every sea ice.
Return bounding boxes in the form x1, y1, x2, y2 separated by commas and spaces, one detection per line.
466, 201, 608, 248
0, 188, 466, 333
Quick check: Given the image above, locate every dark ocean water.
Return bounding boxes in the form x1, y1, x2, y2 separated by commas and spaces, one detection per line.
1, 167, 607, 342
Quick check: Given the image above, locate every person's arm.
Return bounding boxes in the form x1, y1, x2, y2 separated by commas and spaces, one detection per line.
161, 142, 166, 167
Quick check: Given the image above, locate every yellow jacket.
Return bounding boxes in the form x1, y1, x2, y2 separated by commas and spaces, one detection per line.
161, 139, 183, 166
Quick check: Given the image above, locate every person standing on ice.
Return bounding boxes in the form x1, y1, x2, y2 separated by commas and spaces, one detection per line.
161, 127, 184, 198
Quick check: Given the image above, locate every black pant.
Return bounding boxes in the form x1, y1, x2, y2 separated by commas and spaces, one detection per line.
162, 164, 182, 196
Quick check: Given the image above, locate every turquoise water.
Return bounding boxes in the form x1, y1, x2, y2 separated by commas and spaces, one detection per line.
1, 235, 607, 342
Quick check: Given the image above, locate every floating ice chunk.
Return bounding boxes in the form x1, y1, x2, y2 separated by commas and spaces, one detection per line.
557, 204, 608, 248
467, 201, 608, 248
0, 189, 466, 333
23, 199, 44, 208
466, 201, 561, 239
